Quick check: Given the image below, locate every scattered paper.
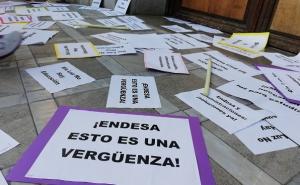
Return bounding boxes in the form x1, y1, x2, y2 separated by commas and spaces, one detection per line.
187, 33, 213, 43
26, 62, 95, 93
263, 52, 300, 72
235, 116, 297, 155
0, 129, 19, 155
161, 25, 192, 33
118, 15, 144, 23
79, 6, 110, 11
7, 107, 213, 185
0, 172, 8, 185
176, 88, 273, 134
164, 17, 191, 24
123, 33, 172, 49
21, 29, 58, 45
187, 23, 222, 34
23, 21, 55, 30
160, 33, 209, 49
15, 6, 49, 16
136, 48, 173, 54
91, 32, 128, 44
0, 24, 24, 34
124, 21, 151, 31
257, 65, 300, 104
51, 12, 83, 21
107, 75, 161, 108
0, 14, 31, 24
91, 0, 102, 8
95, 44, 136, 55
54, 42, 100, 59
100, 10, 124, 17
113, 0, 132, 15
0, 1, 27, 7
213, 36, 262, 58
59, 20, 89, 29
217, 77, 300, 144
47, 6, 69, 12
144, 51, 189, 74
183, 50, 261, 81
97, 18, 126, 27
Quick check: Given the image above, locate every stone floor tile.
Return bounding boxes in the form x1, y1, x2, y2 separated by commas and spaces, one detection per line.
0, 68, 24, 97
0, 105, 37, 169
30, 99, 58, 133
0, 94, 27, 109
27, 90, 52, 103
96, 56, 130, 75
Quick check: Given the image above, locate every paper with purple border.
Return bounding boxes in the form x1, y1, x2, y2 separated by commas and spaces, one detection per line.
255, 64, 300, 105
7, 106, 215, 185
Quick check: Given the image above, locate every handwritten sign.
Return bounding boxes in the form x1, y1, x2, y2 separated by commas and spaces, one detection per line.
7, 106, 215, 185
95, 44, 136, 55
114, 0, 132, 14
91, 0, 102, 8
26, 62, 95, 93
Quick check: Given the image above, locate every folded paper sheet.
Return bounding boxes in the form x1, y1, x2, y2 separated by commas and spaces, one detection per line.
263, 52, 300, 72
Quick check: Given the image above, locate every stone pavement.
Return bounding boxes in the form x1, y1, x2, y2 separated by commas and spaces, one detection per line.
0, 5, 299, 185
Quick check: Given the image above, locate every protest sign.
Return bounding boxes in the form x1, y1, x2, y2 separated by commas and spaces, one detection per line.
51, 12, 83, 21
23, 21, 55, 30
47, 7, 70, 12
21, 29, 58, 45
114, 0, 132, 15
107, 75, 161, 108
0, 14, 31, 24
91, 0, 102, 8
176, 88, 274, 134
217, 76, 300, 144
97, 18, 126, 27
235, 116, 297, 155
59, 20, 89, 29
144, 51, 189, 74
95, 44, 136, 55
162, 25, 192, 33
256, 65, 300, 104
160, 34, 209, 50
263, 52, 300, 72
7, 106, 215, 185
54, 42, 100, 58
26, 62, 95, 93
186, 23, 222, 34
183, 50, 261, 81
187, 34, 213, 43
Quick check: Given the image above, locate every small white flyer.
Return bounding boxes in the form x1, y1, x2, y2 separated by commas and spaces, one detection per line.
54, 42, 100, 58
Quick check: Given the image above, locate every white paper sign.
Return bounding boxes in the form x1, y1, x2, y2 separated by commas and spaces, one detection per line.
114, 0, 132, 15
235, 116, 297, 155
51, 12, 83, 21
187, 23, 222, 34
162, 25, 192, 33
15, 7, 49, 16
263, 52, 300, 72
97, 18, 126, 27
176, 88, 273, 134
0, 14, 31, 24
213, 36, 261, 58
107, 75, 161, 108
217, 77, 300, 144
24, 21, 55, 30
164, 17, 191, 25
95, 44, 136, 55
0, 172, 8, 185
47, 7, 70, 12
0, 24, 24, 34
257, 66, 300, 104
100, 10, 124, 17
123, 33, 172, 49
26, 109, 201, 185
187, 34, 213, 43
183, 50, 261, 81
92, 32, 128, 44
26, 62, 95, 93
118, 16, 144, 23
160, 34, 209, 50
0, 129, 19, 155
21, 29, 58, 45
136, 48, 173, 54
124, 21, 151, 31
59, 20, 89, 28
54, 42, 100, 59
144, 51, 189, 74
91, 0, 102, 8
